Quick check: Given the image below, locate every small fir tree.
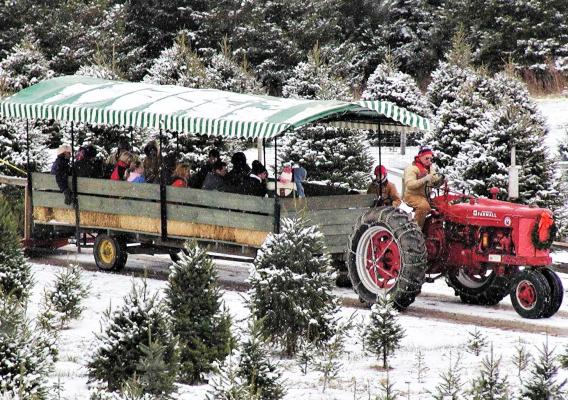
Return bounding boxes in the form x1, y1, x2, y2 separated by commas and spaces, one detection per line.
512, 338, 532, 381
238, 319, 285, 400
164, 241, 233, 384
0, 296, 57, 399
467, 328, 488, 356
313, 331, 345, 393
87, 281, 178, 393
43, 265, 90, 327
207, 351, 259, 400
414, 349, 429, 383
363, 295, 405, 369
468, 344, 510, 400
0, 196, 32, 301
248, 217, 340, 356
296, 339, 316, 375
431, 350, 464, 400
522, 337, 567, 400
375, 371, 399, 400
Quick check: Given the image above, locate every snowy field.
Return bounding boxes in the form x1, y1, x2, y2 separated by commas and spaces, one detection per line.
30, 262, 568, 400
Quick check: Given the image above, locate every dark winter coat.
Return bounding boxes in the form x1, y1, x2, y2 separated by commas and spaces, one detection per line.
110, 160, 129, 181
201, 172, 228, 191
226, 164, 251, 193
75, 158, 104, 179
189, 163, 214, 189
242, 175, 267, 197
51, 154, 70, 192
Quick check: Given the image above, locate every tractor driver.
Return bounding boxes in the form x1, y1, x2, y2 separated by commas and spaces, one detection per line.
403, 146, 444, 228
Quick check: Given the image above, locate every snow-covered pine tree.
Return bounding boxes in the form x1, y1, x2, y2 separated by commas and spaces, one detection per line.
0, 36, 53, 94
164, 241, 233, 384
361, 51, 430, 145
143, 32, 211, 88
248, 217, 339, 356
279, 124, 373, 190
431, 350, 464, 400
43, 265, 89, 327
282, 43, 351, 101
0, 295, 57, 399
238, 319, 285, 400
363, 295, 405, 369
522, 337, 567, 400
0, 196, 32, 301
466, 328, 488, 356
468, 344, 510, 400
206, 37, 265, 94
87, 281, 178, 393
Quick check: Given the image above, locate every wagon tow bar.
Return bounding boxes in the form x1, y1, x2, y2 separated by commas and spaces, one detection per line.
424, 273, 444, 283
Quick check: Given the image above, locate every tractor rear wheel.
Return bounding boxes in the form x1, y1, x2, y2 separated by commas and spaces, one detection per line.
347, 207, 427, 309
540, 267, 564, 318
94, 234, 128, 271
510, 269, 551, 319
446, 268, 512, 306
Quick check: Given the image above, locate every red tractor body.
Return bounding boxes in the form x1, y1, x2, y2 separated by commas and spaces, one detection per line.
424, 193, 552, 274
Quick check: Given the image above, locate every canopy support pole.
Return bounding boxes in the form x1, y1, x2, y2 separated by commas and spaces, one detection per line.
273, 136, 280, 234
71, 123, 81, 253
24, 120, 33, 243
159, 129, 168, 240
257, 138, 264, 164
262, 138, 266, 167
378, 122, 383, 206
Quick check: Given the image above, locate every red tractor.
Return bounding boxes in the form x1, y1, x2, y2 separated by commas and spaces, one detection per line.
347, 185, 563, 319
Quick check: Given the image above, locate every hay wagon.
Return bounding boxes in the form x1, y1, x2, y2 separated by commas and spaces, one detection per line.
0, 76, 429, 274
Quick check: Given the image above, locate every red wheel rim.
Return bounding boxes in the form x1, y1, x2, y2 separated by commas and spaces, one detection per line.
516, 280, 537, 309
365, 229, 401, 289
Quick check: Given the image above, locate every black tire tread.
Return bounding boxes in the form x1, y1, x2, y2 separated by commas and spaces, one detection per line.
446, 271, 512, 306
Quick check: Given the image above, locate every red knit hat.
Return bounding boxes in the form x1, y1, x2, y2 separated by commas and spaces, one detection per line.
374, 165, 387, 181
417, 146, 433, 157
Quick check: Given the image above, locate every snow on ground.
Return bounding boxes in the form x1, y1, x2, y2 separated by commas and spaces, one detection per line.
536, 97, 568, 155
31, 262, 568, 400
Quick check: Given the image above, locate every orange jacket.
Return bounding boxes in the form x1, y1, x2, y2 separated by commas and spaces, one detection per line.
366, 180, 401, 207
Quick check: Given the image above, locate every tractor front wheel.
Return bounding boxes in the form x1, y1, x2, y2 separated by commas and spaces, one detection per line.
446, 268, 512, 306
510, 269, 551, 319
347, 207, 428, 309
94, 234, 128, 271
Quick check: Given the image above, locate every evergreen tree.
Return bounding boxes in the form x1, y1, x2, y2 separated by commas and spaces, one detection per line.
375, 371, 399, 400
87, 281, 178, 393
282, 43, 352, 101
238, 319, 285, 400
164, 241, 233, 384
0, 36, 54, 94
207, 351, 259, 400
248, 217, 339, 356
414, 349, 429, 383
43, 265, 89, 327
468, 344, 510, 400
363, 295, 405, 369
206, 37, 265, 94
431, 351, 464, 400
313, 328, 347, 393
0, 295, 57, 399
466, 328, 488, 356
512, 338, 532, 381
279, 125, 373, 190
522, 338, 567, 400
143, 32, 211, 88
0, 196, 32, 301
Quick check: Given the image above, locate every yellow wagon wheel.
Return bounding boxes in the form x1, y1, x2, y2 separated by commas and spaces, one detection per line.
94, 234, 128, 271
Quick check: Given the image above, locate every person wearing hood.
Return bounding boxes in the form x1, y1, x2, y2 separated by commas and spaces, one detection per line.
143, 140, 160, 183
51, 144, 74, 205
403, 146, 444, 228
226, 151, 251, 192
75, 144, 104, 178
367, 165, 401, 207
243, 160, 268, 197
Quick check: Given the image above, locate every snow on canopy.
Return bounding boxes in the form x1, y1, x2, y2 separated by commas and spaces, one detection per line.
0, 76, 430, 139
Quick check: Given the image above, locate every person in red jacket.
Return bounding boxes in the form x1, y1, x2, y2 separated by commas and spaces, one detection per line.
171, 163, 191, 187
110, 151, 133, 181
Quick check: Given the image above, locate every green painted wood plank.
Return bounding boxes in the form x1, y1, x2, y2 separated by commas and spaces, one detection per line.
280, 194, 374, 212
32, 172, 60, 191
166, 186, 275, 214
325, 245, 347, 255
33, 190, 72, 209
281, 208, 367, 226
324, 234, 349, 248
77, 177, 160, 200
78, 195, 160, 218
167, 204, 274, 231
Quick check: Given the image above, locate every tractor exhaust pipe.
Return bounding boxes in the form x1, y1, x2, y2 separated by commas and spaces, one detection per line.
508, 145, 519, 200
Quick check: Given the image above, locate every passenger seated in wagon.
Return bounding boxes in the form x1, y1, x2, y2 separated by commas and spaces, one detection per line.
242, 160, 268, 197
51, 144, 73, 205
142, 140, 160, 183
75, 144, 104, 179
171, 162, 191, 187
110, 151, 134, 181
202, 160, 228, 191
127, 160, 145, 183
190, 148, 221, 189
226, 151, 251, 191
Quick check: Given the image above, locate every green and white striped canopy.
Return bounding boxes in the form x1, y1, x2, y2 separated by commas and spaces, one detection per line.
0, 76, 430, 139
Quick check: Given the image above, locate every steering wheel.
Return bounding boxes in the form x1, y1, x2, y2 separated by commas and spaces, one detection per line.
424, 173, 446, 207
